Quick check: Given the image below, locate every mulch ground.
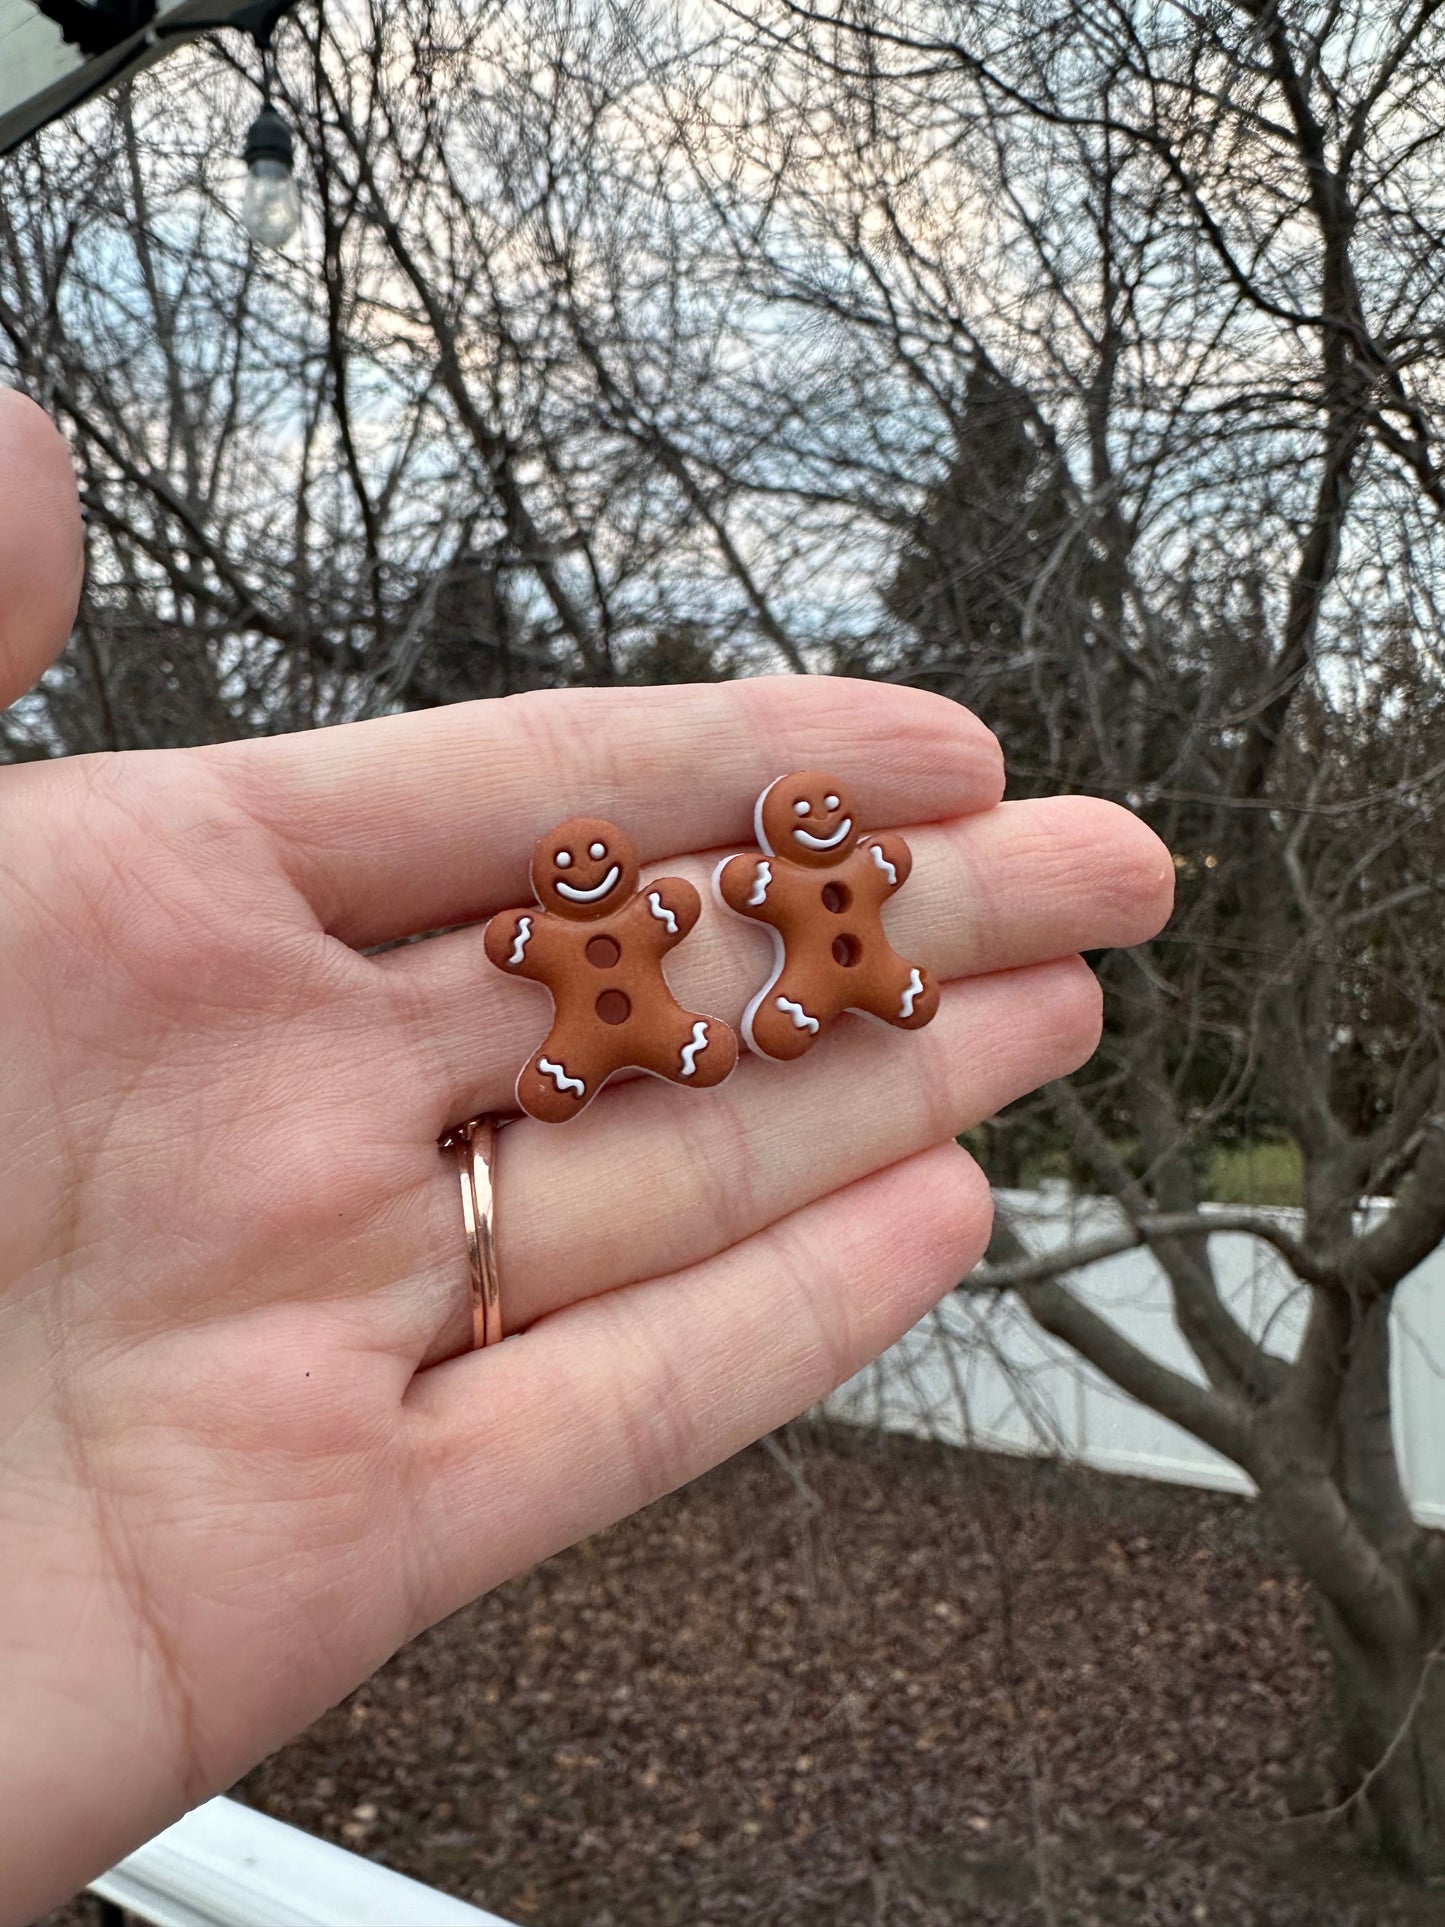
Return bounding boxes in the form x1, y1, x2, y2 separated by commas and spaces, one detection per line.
45, 1426, 1445, 1926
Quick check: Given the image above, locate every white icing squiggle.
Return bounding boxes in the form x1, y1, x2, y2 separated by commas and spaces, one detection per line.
776, 995, 820, 1035
647, 890, 679, 934
899, 968, 925, 1020
679, 1020, 709, 1077
869, 843, 898, 886
748, 860, 773, 906
507, 915, 534, 966
538, 1057, 585, 1096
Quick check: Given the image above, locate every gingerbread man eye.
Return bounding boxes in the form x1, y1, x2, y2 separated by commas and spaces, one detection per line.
556, 850, 573, 869
794, 799, 810, 816
589, 841, 606, 860
825, 794, 840, 810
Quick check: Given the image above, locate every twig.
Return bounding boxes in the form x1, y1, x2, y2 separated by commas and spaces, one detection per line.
1318, 1635, 1445, 1824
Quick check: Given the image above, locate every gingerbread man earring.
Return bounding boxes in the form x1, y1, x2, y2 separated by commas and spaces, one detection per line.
714, 772, 939, 1059
484, 817, 740, 1122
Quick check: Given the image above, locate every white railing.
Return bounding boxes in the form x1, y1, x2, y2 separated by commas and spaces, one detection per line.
826, 1185, 1445, 1525
90, 1796, 516, 1927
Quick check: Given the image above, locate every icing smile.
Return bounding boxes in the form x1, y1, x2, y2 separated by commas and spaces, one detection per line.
556, 864, 622, 903
792, 817, 852, 852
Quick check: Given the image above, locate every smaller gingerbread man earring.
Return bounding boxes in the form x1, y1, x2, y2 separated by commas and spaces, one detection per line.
485, 817, 739, 1122
714, 772, 939, 1059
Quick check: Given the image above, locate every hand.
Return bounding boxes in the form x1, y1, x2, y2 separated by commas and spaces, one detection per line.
0, 389, 1173, 1923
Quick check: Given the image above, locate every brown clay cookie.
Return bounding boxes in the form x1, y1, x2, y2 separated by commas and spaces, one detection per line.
714, 772, 940, 1061
484, 816, 739, 1123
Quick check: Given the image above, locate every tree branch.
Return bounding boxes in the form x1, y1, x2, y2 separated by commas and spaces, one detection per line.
973, 1217, 1253, 1466
969, 1208, 1337, 1294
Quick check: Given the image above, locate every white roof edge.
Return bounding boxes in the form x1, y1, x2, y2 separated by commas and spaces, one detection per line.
90, 1793, 516, 1927
1, 0, 232, 155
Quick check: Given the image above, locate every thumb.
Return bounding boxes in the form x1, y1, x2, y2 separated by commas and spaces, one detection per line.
0, 388, 84, 712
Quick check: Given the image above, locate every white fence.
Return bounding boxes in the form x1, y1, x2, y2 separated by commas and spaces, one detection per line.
825, 1185, 1445, 1526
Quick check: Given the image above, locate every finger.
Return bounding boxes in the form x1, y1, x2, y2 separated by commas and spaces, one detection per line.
409, 959, 1098, 1357
213, 677, 1004, 944
380, 793, 1171, 1126
0, 390, 84, 711
401, 1140, 989, 1618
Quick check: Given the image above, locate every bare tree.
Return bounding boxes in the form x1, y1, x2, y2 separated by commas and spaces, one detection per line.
0, 0, 803, 762
704, 0, 1445, 1871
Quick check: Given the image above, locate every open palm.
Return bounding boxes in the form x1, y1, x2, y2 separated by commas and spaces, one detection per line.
0, 391, 1173, 1922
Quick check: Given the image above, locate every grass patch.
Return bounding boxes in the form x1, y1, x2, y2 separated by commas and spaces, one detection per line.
984, 1135, 1305, 1209
1207, 1138, 1303, 1207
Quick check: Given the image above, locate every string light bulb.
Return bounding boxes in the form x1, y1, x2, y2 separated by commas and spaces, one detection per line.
240, 102, 300, 247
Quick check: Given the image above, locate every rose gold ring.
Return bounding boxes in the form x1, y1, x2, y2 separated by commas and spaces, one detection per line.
443, 1116, 505, 1349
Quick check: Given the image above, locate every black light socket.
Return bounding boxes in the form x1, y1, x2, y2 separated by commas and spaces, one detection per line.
243, 105, 294, 169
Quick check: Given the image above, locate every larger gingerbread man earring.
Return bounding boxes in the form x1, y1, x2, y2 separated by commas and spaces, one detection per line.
484, 817, 739, 1123
714, 772, 940, 1060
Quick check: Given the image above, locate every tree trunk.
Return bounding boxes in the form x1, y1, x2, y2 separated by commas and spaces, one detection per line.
1319, 1587, 1445, 1876
1249, 1292, 1445, 1874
